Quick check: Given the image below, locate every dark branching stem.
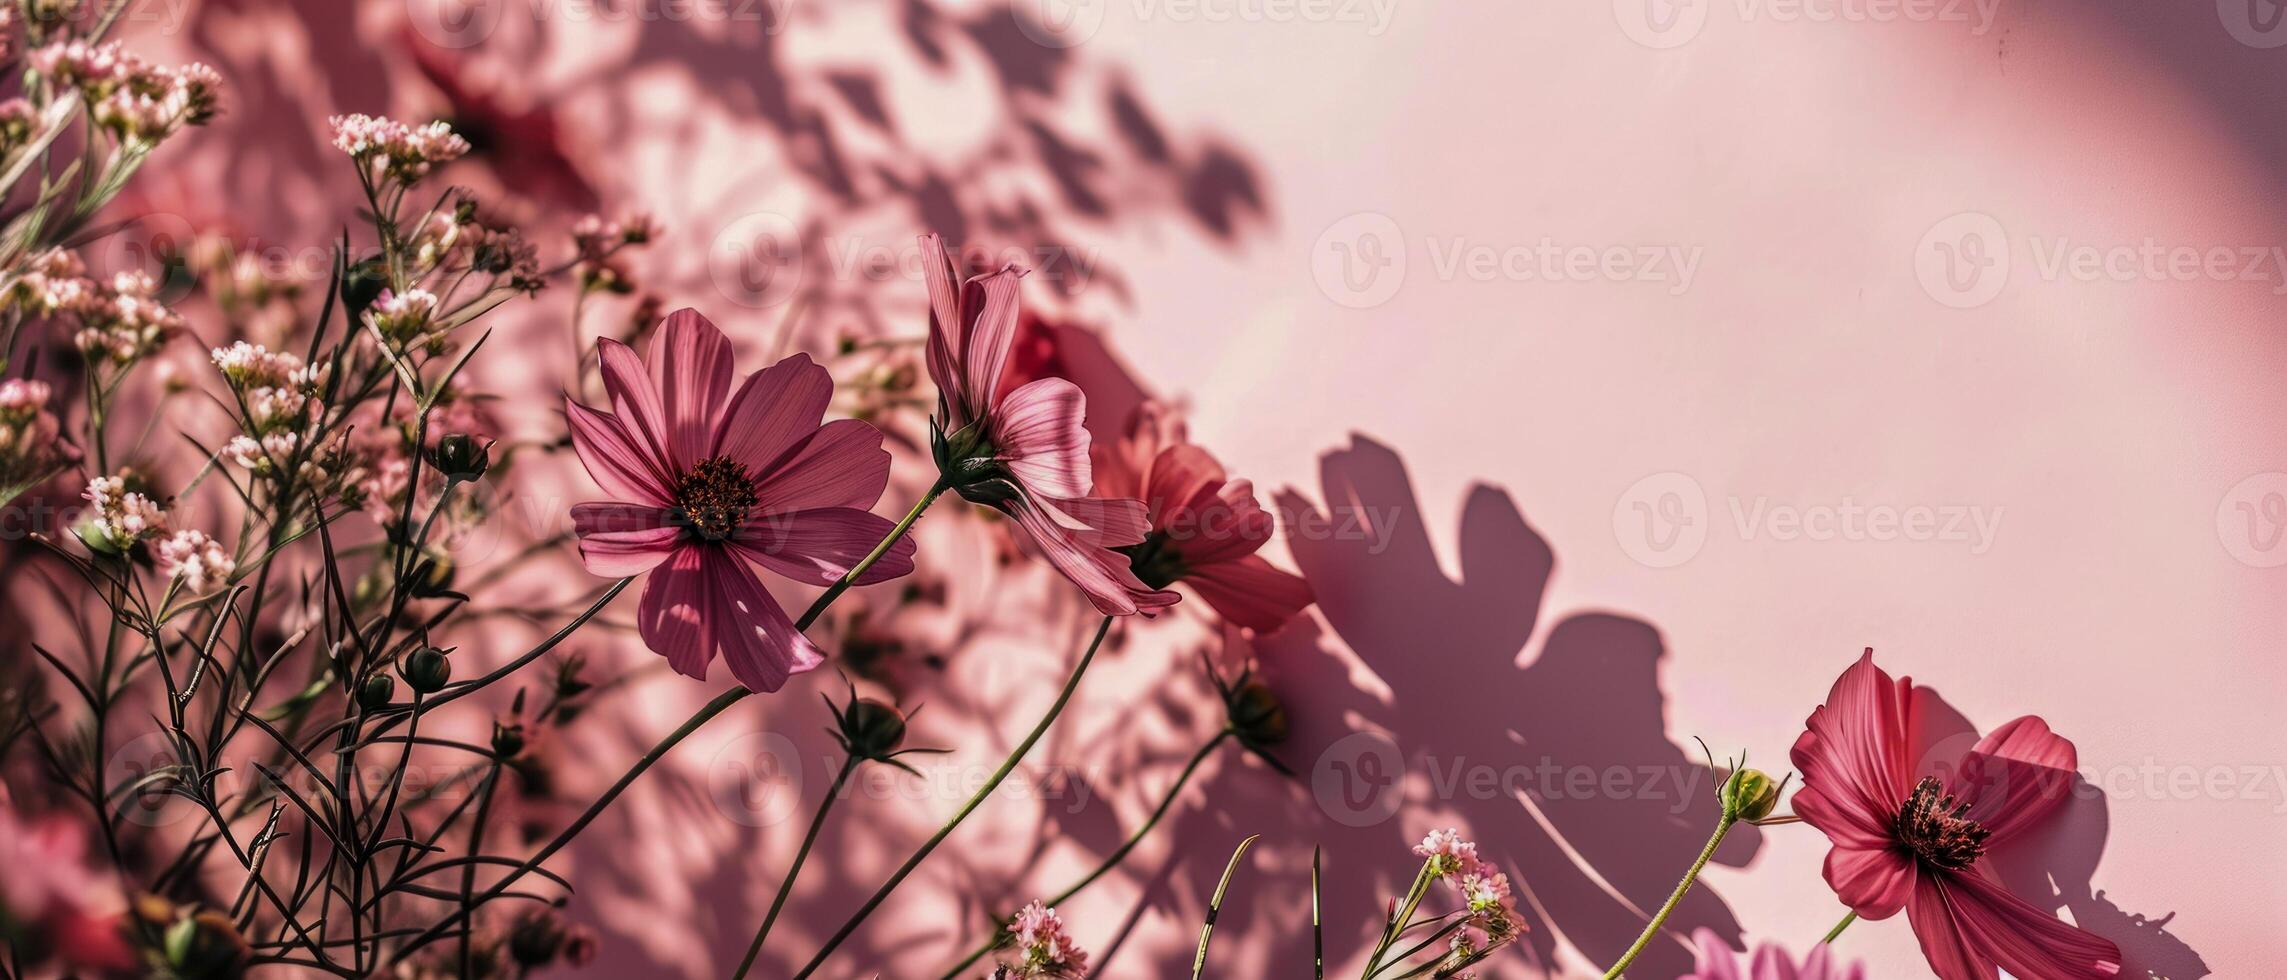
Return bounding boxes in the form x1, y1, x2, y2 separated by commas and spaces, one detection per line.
733, 755, 860, 979
790, 615, 1117, 980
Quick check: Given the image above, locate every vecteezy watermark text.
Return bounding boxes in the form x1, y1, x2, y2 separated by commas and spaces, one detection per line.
1613, 472, 2004, 568
1311, 212, 1703, 309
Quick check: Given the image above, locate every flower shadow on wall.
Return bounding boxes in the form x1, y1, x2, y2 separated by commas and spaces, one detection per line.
1033, 434, 1760, 978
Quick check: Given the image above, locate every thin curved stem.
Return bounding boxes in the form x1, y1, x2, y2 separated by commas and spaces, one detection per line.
735, 755, 860, 979
1603, 815, 1736, 978
939, 728, 1232, 979
1821, 911, 1858, 945
383, 484, 944, 966
791, 615, 1116, 979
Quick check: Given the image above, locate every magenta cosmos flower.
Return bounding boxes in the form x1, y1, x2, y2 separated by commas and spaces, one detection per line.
1683, 929, 1864, 980
567, 309, 915, 692
1094, 404, 1312, 632
918, 234, 1176, 617
1790, 650, 2120, 980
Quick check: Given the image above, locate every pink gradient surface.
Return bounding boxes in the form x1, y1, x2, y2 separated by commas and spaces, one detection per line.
72, 0, 2283, 976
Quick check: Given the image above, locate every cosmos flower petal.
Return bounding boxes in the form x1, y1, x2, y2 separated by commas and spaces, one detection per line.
569, 502, 679, 576
751, 419, 892, 515
565, 400, 673, 508
1176, 478, 1277, 566
958, 264, 1026, 424
729, 507, 917, 587
1822, 844, 1916, 921
1032, 493, 1150, 547
598, 337, 676, 470
1789, 650, 1912, 840
714, 352, 833, 477
707, 549, 825, 693
1007, 496, 1177, 617
1184, 554, 1314, 633
1907, 870, 2120, 980
995, 377, 1094, 500
1953, 715, 2078, 843
1685, 929, 1747, 980
647, 308, 736, 466
637, 545, 718, 680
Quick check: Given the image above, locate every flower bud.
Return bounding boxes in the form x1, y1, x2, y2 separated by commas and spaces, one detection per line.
1226, 680, 1289, 747
400, 647, 452, 693
507, 910, 570, 967
1724, 768, 1783, 822
491, 719, 526, 760
356, 674, 396, 711
428, 433, 491, 482
838, 699, 907, 760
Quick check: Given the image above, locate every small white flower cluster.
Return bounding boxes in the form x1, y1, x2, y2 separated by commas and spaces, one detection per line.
155, 528, 233, 592
0, 377, 69, 482
211, 342, 327, 475
364, 288, 438, 343
990, 902, 1088, 979
73, 270, 183, 364
79, 474, 166, 553
327, 114, 469, 185
0, 98, 38, 151
31, 40, 220, 141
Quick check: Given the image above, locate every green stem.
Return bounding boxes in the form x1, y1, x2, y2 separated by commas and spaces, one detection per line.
791, 615, 1116, 979
1602, 815, 1735, 978
1820, 911, 1857, 944
383, 484, 944, 967
734, 754, 860, 979
939, 728, 1232, 979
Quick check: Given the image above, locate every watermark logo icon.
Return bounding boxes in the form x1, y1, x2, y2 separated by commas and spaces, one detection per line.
2218, 472, 2287, 568
1614, 471, 1708, 568
708, 731, 804, 827
708, 211, 804, 309
2220, 0, 2287, 47
1916, 211, 2010, 308
1014, 0, 1107, 47
1615, 0, 1708, 48
1313, 730, 1404, 827
106, 732, 193, 827
406, 0, 504, 49
1311, 212, 1406, 309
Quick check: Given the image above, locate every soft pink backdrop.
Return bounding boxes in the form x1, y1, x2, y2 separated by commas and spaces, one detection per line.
93, 0, 2284, 975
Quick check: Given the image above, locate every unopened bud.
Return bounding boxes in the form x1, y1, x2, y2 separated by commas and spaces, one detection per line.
839, 699, 907, 760
356, 674, 395, 711
428, 433, 491, 481
400, 647, 452, 694
1226, 680, 1289, 747
1725, 768, 1783, 822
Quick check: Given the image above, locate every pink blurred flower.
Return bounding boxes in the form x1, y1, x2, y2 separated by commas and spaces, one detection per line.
157, 528, 234, 592
1094, 403, 1312, 632
993, 901, 1088, 979
1789, 650, 2120, 980
0, 804, 134, 972
919, 234, 1175, 617
1684, 929, 1866, 980
566, 308, 914, 692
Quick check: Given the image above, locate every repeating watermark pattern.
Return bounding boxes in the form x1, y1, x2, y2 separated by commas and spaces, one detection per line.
1312, 730, 1405, 826
706, 215, 1105, 309
707, 731, 806, 827
2217, 472, 2287, 568
1311, 212, 1702, 308
1917, 210, 2287, 308
1011, 0, 1398, 48
406, 0, 794, 49
1614, 471, 2004, 567
1615, 0, 2005, 49
2218, 0, 2287, 48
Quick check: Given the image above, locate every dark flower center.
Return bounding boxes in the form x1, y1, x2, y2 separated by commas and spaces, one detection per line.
1896, 776, 1990, 870
1121, 532, 1186, 589
671, 455, 757, 541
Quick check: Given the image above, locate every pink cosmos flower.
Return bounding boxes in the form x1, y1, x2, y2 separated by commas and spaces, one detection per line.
918, 234, 1175, 617
1790, 650, 2121, 980
1094, 403, 1313, 632
566, 309, 915, 692
1683, 929, 1865, 980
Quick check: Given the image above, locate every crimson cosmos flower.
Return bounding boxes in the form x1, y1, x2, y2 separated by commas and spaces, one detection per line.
919, 234, 1177, 617
1093, 403, 1312, 632
566, 309, 915, 692
1790, 650, 2120, 979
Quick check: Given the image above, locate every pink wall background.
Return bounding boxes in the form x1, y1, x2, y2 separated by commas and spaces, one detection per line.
88, 0, 2285, 975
